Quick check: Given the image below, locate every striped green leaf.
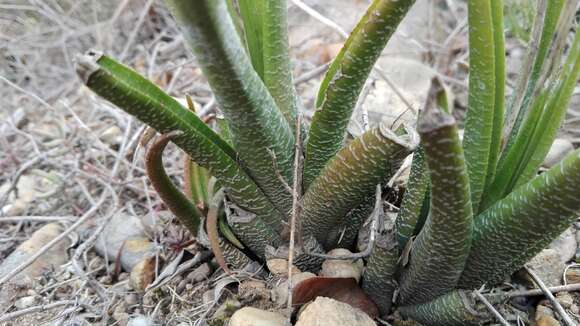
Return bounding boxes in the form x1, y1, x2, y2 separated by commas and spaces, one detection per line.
398, 103, 473, 306
482, 23, 579, 209
165, 0, 295, 219
301, 124, 412, 250
303, 0, 416, 188
76, 52, 283, 231
462, 0, 498, 213
460, 148, 580, 288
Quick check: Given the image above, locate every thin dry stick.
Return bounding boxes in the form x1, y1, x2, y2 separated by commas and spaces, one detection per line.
0, 216, 76, 222
0, 189, 108, 286
290, 0, 348, 38
526, 266, 576, 326
0, 300, 79, 323
294, 62, 330, 85
474, 290, 511, 326
372, 66, 417, 115
287, 112, 304, 314
489, 283, 580, 298
71, 207, 117, 300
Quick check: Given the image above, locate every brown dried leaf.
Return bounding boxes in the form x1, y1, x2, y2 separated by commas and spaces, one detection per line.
292, 276, 379, 318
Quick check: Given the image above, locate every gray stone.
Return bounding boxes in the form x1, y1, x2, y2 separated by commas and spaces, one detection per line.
549, 228, 577, 264
320, 248, 364, 282
528, 249, 565, 287
229, 307, 287, 326
296, 297, 375, 326
543, 138, 574, 168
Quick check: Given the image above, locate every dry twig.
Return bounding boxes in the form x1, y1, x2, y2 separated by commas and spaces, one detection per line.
526, 266, 576, 326
287, 112, 304, 314
474, 289, 511, 326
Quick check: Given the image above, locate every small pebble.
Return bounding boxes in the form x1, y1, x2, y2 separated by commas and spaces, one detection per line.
15, 296, 36, 309
229, 307, 286, 326
186, 263, 211, 283
125, 293, 139, 306
266, 258, 300, 277
320, 248, 364, 282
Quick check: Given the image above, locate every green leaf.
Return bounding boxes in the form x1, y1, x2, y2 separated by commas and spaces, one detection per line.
398, 103, 473, 306
303, 0, 416, 189
462, 0, 497, 213
145, 132, 202, 235
502, 0, 565, 151
76, 52, 283, 232
514, 29, 580, 186
238, 0, 265, 78
184, 158, 210, 210
262, 0, 302, 127
481, 0, 506, 207
399, 290, 491, 326
165, 0, 295, 219
396, 79, 447, 248
301, 124, 412, 250
460, 148, 580, 288
225, 0, 247, 47
482, 24, 579, 209
481, 91, 548, 209
362, 231, 399, 316
395, 147, 428, 249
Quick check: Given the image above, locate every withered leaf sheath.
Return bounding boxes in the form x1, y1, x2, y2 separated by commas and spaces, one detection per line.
145, 132, 202, 235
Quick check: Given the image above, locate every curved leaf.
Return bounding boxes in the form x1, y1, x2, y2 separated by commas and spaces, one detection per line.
76, 52, 283, 231
301, 124, 412, 250
165, 0, 295, 219
303, 0, 415, 188
398, 104, 472, 306
460, 148, 580, 288
145, 132, 202, 235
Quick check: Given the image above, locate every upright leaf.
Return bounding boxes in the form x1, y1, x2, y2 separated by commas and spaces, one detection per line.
262, 0, 302, 127
395, 147, 428, 249
238, 0, 265, 78
481, 0, 506, 206
362, 231, 399, 317
303, 0, 415, 188
514, 28, 580, 186
501, 0, 565, 151
164, 0, 295, 219
398, 101, 473, 306
462, 0, 497, 212
482, 22, 579, 209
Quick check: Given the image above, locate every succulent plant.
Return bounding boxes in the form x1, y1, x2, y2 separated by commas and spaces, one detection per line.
76, 0, 580, 324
